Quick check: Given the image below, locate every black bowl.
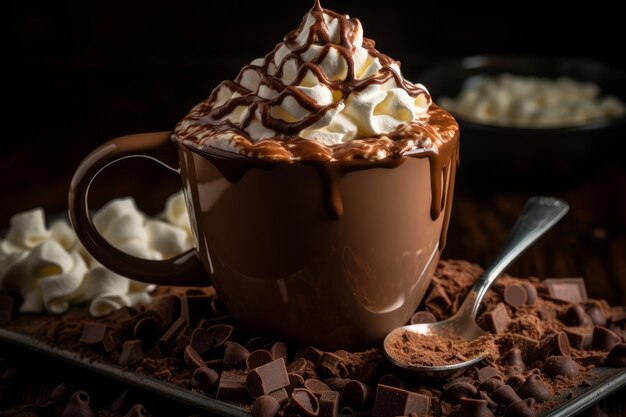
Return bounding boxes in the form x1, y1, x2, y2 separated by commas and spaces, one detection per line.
419, 55, 626, 190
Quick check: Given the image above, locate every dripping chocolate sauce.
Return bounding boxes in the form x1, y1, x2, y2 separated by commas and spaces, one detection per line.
177, 126, 459, 250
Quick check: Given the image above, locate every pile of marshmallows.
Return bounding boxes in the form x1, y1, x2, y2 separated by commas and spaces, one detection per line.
0, 192, 193, 317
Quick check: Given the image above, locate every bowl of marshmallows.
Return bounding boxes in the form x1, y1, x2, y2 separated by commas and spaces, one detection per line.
419, 55, 626, 187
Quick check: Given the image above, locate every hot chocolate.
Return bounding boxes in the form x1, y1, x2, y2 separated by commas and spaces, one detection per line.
68, 1, 459, 349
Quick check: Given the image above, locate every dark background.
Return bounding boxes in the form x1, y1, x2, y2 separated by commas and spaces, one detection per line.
5, 0, 626, 299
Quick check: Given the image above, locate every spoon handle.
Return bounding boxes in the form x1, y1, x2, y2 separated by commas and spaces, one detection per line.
463, 196, 570, 319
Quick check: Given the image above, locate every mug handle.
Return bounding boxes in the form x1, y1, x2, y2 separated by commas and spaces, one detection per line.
68, 131, 208, 286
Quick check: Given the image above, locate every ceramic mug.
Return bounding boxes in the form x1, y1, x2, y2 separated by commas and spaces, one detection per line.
68, 131, 458, 349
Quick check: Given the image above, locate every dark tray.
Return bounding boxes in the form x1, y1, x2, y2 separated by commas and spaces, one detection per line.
1, 327, 625, 417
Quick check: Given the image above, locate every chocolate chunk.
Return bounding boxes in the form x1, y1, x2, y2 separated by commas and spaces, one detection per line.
206, 324, 234, 348
286, 357, 309, 376
410, 311, 437, 324
538, 332, 571, 359
324, 377, 351, 393
79, 323, 108, 345
104, 330, 124, 353
542, 278, 588, 303
303, 379, 331, 396
191, 367, 219, 392
246, 358, 290, 398
504, 398, 536, 417
479, 303, 511, 334
377, 373, 404, 389
343, 380, 372, 409
290, 388, 320, 417
295, 346, 324, 365
61, 391, 95, 417
605, 343, 626, 367
505, 374, 525, 391
247, 349, 274, 370
79, 322, 121, 352
372, 385, 430, 417
543, 356, 580, 379
105, 306, 137, 322
0, 293, 16, 325
245, 337, 275, 352
516, 374, 550, 403
491, 384, 521, 406
146, 294, 180, 329
216, 371, 251, 403
124, 404, 151, 417
564, 327, 593, 349
478, 377, 505, 394
449, 398, 495, 417
181, 294, 213, 326
521, 283, 537, 306
318, 352, 349, 378
423, 284, 452, 319
585, 303, 607, 326
501, 348, 525, 371
251, 395, 280, 417
319, 390, 340, 417
287, 372, 305, 395
158, 317, 186, 353
443, 381, 478, 405
119, 340, 145, 366
504, 284, 528, 308
223, 341, 250, 369
133, 316, 159, 347
562, 304, 593, 327
270, 342, 287, 362
267, 388, 289, 407
51, 383, 77, 404
479, 391, 498, 409
591, 326, 621, 352
184, 345, 205, 370
190, 327, 213, 354
477, 366, 502, 383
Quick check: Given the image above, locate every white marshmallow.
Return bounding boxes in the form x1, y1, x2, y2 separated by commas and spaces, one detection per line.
164, 191, 192, 234
50, 220, 76, 251
92, 198, 142, 236
40, 253, 88, 314
145, 220, 191, 259
5, 208, 49, 249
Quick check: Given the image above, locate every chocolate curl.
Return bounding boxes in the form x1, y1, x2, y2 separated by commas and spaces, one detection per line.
516, 374, 550, 403
61, 391, 95, 417
124, 404, 151, 417
449, 398, 495, 417
50, 383, 77, 405
251, 395, 280, 417
442, 381, 478, 405
191, 367, 220, 392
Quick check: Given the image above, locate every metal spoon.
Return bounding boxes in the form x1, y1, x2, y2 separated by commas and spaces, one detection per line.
383, 196, 569, 378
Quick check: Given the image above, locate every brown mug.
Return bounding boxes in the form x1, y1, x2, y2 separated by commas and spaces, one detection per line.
69, 131, 458, 349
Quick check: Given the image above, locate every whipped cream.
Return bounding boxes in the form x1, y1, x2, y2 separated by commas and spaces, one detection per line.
0, 191, 193, 317
175, 1, 445, 161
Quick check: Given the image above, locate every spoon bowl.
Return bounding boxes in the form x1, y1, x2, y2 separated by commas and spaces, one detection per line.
383, 196, 570, 378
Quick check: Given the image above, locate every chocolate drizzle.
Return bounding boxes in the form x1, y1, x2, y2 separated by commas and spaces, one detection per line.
173, 0, 447, 162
